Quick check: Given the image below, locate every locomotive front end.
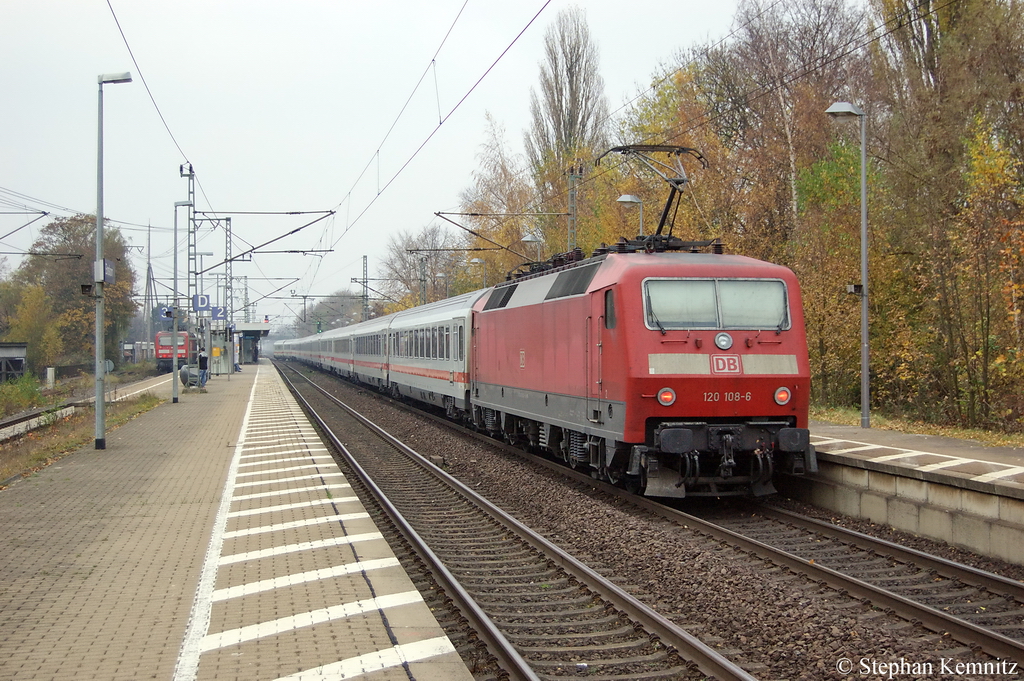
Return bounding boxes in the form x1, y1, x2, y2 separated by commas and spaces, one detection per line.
621, 258, 816, 497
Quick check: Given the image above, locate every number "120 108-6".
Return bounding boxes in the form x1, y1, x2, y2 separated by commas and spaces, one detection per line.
704, 392, 752, 402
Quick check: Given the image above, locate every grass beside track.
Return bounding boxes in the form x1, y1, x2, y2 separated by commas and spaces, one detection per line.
0, 394, 163, 486
810, 405, 1024, 449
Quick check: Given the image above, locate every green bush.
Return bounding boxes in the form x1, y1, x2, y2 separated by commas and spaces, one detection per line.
0, 374, 44, 418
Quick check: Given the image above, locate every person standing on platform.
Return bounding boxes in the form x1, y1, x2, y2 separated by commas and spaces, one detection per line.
198, 351, 209, 391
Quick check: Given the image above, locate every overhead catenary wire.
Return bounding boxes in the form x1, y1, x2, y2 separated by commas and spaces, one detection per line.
471, 0, 957, 246
305, 1, 554, 296
325, 0, 554, 253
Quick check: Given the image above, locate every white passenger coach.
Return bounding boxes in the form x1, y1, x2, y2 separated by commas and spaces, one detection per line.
274, 290, 487, 418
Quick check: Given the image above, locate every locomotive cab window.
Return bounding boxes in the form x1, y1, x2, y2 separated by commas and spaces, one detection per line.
604, 289, 616, 329
644, 278, 789, 330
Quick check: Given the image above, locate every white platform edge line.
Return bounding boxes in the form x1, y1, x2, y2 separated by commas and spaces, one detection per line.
238, 454, 334, 467
218, 531, 384, 566
226, 496, 358, 518
273, 636, 457, 681
972, 466, 1024, 482
235, 463, 334, 478
231, 483, 351, 502
222, 511, 370, 539
172, 365, 262, 681
232, 472, 346, 489
211, 557, 401, 602
199, 590, 424, 653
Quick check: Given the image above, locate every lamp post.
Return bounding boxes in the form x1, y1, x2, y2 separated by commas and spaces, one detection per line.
172, 200, 193, 404
469, 258, 487, 287
616, 194, 644, 236
522, 233, 543, 261
94, 71, 132, 450
826, 101, 869, 428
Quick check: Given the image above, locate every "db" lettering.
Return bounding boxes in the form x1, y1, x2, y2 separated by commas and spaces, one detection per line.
712, 355, 741, 374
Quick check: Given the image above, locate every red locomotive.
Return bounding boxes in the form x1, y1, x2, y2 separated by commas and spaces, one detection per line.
277, 145, 816, 497
470, 238, 815, 497
155, 330, 197, 373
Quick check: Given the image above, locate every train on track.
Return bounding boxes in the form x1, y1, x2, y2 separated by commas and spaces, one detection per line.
276, 146, 817, 498
155, 330, 197, 373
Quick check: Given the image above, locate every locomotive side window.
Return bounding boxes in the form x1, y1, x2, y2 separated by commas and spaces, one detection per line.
644, 278, 789, 330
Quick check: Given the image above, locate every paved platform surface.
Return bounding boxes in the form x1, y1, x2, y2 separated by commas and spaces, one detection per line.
811, 420, 1024, 498
0, 361, 472, 681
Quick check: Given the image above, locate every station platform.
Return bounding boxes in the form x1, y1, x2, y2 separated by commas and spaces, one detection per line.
810, 420, 1024, 499
0, 361, 473, 681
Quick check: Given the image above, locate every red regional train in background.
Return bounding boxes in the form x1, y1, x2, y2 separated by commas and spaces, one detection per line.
155, 330, 197, 373
275, 146, 817, 498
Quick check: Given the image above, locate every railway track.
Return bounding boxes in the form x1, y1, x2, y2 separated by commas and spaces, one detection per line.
277, 363, 755, 681
499, 425, 1024, 664
697, 503, 1024, 661
457, 404, 1024, 664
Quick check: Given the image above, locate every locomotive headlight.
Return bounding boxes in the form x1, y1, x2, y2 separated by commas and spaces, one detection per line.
774, 387, 792, 405
657, 387, 677, 406
714, 332, 733, 350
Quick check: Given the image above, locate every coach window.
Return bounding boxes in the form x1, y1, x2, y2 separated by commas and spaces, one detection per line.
444, 326, 450, 360
458, 325, 465, 361
604, 289, 616, 329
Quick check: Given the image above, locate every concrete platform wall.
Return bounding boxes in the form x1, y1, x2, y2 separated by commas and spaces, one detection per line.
781, 460, 1024, 565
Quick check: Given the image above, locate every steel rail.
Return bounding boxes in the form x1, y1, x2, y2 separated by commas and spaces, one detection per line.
646, 503, 1024, 662
487, 443, 1024, 662
277, 362, 757, 681
308, 373, 1024, 663
753, 504, 1024, 600
277, 366, 539, 681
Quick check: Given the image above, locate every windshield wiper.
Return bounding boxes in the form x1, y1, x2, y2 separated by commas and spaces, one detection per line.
648, 303, 667, 335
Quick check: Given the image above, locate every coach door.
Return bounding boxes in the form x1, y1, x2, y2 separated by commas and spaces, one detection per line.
450, 318, 464, 385
586, 291, 605, 424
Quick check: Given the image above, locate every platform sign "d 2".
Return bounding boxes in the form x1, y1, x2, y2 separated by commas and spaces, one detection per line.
192, 294, 211, 312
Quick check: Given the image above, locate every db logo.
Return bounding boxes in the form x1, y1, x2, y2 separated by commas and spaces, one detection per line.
711, 355, 742, 374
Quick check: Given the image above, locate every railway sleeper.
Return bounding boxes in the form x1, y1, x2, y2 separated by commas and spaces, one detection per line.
526, 650, 676, 668
494, 614, 625, 630
495, 608, 624, 624
479, 597, 598, 612
519, 638, 663, 655
507, 624, 637, 643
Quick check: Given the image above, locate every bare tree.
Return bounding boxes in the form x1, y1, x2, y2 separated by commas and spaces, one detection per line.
378, 223, 463, 311
524, 6, 609, 176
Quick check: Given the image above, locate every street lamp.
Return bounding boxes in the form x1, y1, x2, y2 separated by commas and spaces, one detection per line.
469, 258, 487, 287
172, 200, 193, 404
94, 71, 132, 450
522, 233, 543, 261
826, 101, 870, 428
616, 194, 644, 236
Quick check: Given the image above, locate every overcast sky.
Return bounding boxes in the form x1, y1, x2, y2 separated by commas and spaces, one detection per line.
1, 0, 738, 330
